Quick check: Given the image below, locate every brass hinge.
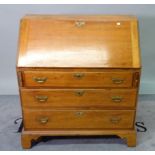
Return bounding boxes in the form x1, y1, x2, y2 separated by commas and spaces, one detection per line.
133, 72, 140, 88
17, 71, 23, 87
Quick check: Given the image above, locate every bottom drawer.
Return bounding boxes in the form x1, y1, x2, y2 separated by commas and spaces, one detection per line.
23, 110, 135, 130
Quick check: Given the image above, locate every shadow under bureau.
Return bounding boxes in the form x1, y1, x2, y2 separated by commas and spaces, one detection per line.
16, 15, 141, 149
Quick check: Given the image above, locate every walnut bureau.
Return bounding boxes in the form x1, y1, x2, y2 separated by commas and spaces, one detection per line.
16, 15, 141, 149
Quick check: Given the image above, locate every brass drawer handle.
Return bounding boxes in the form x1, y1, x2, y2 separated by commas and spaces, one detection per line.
39, 117, 48, 124
112, 78, 124, 84
110, 117, 121, 124
73, 73, 85, 79
36, 96, 48, 102
75, 111, 84, 117
111, 96, 123, 102
75, 90, 85, 96
75, 21, 85, 27
33, 77, 47, 83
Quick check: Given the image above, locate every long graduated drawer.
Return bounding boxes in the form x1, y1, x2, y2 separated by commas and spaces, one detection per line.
23, 110, 135, 130
21, 88, 137, 109
22, 71, 134, 88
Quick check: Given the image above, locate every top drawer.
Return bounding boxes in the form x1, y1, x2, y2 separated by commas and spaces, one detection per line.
22, 71, 133, 88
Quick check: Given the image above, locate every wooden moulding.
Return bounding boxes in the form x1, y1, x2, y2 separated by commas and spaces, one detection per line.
21, 129, 136, 149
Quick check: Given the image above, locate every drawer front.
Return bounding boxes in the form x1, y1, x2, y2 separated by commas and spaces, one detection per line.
23, 71, 133, 88
23, 110, 135, 130
21, 89, 137, 108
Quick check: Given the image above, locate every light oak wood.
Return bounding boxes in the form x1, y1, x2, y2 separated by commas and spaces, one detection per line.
16, 15, 141, 148
17, 15, 140, 68
21, 129, 136, 149
23, 110, 135, 130
23, 15, 138, 21
131, 20, 141, 68
21, 134, 40, 149
119, 130, 136, 147
23, 71, 133, 88
21, 88, 137, 109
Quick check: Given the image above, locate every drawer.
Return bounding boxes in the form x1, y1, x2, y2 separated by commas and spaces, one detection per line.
22, 71, 133, 88
23, 110, 135, 130
21, 89, 137, 109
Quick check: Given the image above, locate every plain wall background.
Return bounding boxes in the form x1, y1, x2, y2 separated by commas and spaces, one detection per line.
0, 4, 155, 95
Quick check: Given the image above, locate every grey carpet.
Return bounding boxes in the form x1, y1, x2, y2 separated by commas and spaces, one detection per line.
0, 95, 154, 151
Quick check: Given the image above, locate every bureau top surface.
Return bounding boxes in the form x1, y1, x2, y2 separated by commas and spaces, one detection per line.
17, 15, 141, 69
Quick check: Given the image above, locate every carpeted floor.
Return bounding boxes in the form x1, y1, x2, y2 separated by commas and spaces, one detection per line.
0, 95, 155, 151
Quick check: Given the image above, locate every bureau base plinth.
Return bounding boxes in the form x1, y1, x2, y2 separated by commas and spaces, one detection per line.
21, 129, 136, 149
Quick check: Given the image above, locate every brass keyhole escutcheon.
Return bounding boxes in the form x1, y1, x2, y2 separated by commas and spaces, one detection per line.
75, 90, 85, 97
73, 73, 85, 79
75, 21, 85, 28
75, 111, 84, 117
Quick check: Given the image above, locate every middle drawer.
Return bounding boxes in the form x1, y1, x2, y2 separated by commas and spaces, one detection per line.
21, 88, 137, 109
